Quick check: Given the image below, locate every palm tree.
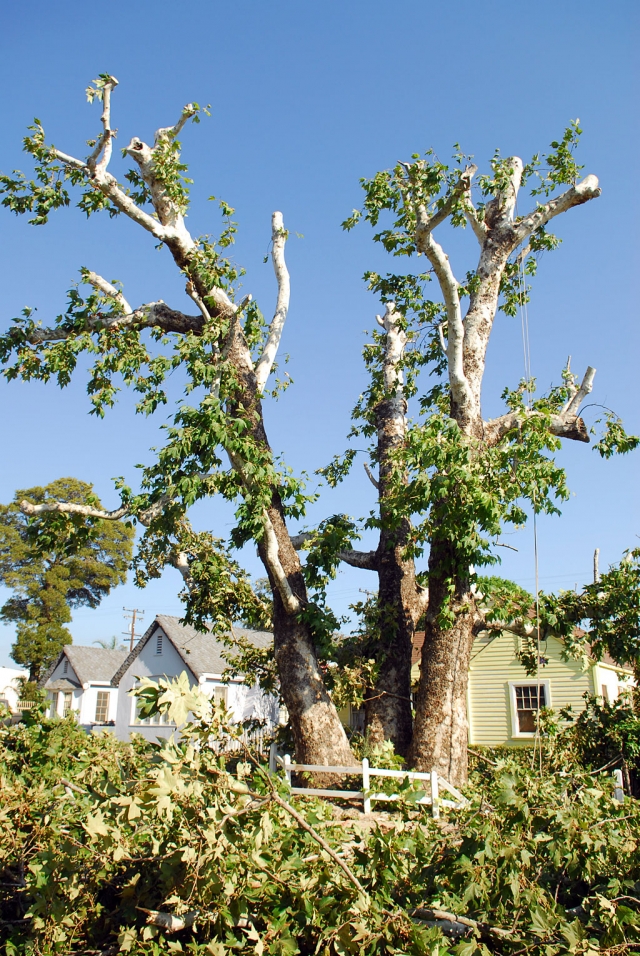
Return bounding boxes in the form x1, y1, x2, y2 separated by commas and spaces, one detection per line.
92, 636, 127, 651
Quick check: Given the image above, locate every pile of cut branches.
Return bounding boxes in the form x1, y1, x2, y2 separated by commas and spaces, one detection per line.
1, 681, 638, 956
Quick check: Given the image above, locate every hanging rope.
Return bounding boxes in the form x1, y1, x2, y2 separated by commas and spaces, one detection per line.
517, 250, 543, 774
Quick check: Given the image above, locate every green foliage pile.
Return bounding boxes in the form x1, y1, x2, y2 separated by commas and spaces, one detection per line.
1, 680, 639, 956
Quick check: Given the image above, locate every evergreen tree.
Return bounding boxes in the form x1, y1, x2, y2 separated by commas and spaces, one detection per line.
0, 478, 134, 680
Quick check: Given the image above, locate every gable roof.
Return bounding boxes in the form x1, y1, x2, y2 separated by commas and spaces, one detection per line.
42, 646, 128, 689
112, 614, 273, 686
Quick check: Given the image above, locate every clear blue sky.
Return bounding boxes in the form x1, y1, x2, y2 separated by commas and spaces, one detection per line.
1, 0, 638, 666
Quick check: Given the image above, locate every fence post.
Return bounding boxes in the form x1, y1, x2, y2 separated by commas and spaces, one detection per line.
269, 742, 277, 774
613, 768, 624, 803
284, 753, 292, 788
362, 757, 371, 814
430, 770, 440, 819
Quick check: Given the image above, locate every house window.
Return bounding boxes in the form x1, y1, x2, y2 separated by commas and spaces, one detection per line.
95, 691, 110, 723
155, 633, 163, 656
63, 659, 69, 674
131, 683, 175, 727
509, 681, 550, 736
212, 685, 227, 706
601, 684, 610, 702
62, 691, 73, 717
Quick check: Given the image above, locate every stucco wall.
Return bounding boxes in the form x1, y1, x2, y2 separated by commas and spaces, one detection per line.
114, 629, 189, 741
0, 667, 28, 711
45, 656, 119, 726
114, 627, 280, 742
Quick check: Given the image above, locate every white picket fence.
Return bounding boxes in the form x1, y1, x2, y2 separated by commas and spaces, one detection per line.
269, 745, 468, 818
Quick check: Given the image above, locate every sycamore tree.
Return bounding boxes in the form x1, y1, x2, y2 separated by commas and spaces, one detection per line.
0, 75, 356, 770
1, 76, 637, 784
0, 478, 133, 680
306, 125, 638, 782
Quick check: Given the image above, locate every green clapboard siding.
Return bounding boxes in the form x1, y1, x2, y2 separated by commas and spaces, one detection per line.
468, 631, 594, 747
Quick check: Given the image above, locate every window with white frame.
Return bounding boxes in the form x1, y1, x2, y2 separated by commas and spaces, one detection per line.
212, 685, 227, 706
62, 691, 73, 717
509, 681, 550, 736
131, 682, 175, 726
95, 691, 110, 723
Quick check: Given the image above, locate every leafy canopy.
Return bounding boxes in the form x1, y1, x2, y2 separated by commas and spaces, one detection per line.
0, 477, 134, 678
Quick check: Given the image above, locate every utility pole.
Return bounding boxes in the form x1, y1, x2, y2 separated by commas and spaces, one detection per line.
593, 548, 600, 584
123, 607, 145, 652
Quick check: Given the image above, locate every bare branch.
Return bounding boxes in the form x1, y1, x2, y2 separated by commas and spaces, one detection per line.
414, 586, 429, 620
262, 511, 301, 613
462, 190, 487, 243
414, 225, 469, 409
207, 285, 239, 318
255, 212, 290, 391
563, 365, 596, 416
226, 448, 301, 613
484, 410, 591, 445
415, 165, 477, 235
378, 302, 407, 393
484, 365, 596, 445
84, 270, 131, 314
289, 532, 313, 550
20, 499, 129, 521
269, 791, 366, 896
171, 550, 195, 593
154, 104, 199, 144
338, 550, 379, 571
185, 280, 212, 323
96, 170, 170, 240
515, 174, 601, 243
363, 462, 379, 491
290, 532, 379, 572
87, 75, 118, 175
25, 301, 203, 345
51, 149, 87, 171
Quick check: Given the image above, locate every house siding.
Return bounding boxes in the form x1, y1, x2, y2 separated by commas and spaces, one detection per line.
468, 631, 595, 747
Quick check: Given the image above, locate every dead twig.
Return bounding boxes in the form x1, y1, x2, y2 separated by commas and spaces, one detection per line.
412, 907, 512, 939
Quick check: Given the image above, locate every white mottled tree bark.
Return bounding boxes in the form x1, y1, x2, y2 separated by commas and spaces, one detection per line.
20, 80, 355, 771
408, 159, 601, 785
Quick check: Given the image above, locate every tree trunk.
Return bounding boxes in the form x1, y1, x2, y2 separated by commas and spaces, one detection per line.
362, 308, 422, 756
223, 315, 356, 771
259, 495, 357, 770
364, 516, 416, 757
409, 545, 476, 787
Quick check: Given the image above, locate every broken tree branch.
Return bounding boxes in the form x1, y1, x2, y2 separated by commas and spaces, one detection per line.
364, 462, 380, 491
515, 175, 601, 243
84, 270, 132, 315
255, 212, 291, 391
24, 301, 204, 345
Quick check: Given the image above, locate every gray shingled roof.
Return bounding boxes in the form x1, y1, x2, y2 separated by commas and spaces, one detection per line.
112, 615, 273, 686
43, 646, 128, 689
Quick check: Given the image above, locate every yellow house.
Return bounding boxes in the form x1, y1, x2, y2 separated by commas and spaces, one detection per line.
448, 630, 632, 747
343, 632, 634, 746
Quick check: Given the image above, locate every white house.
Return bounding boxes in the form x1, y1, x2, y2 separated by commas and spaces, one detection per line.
0, 666, 28, 712
42, 646, 127, 727
112, 615, 278, 742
